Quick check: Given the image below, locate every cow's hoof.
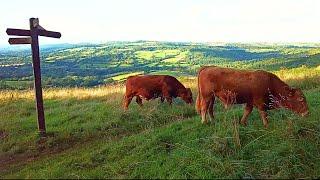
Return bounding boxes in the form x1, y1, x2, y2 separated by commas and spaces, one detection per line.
240, 121, 247, 126
201, 120, 209, 125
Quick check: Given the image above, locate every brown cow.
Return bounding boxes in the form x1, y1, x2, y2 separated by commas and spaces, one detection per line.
196, 66, 309, 128
123, 75, 193, 109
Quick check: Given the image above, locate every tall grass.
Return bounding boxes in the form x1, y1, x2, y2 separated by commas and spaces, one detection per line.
274, 65, 320, 89
0, 84, 125, 101
1, 65, 318, 102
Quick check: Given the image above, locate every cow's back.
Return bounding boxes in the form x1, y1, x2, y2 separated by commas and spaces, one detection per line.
161, 75, 185, 91
199, 66, 274, 104
126, 75, 165, 93
126, 75, 186, 98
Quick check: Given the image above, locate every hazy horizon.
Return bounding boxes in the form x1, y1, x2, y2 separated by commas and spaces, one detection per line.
2, 40, 320, 50
1, 0, 320, 46
1, 40, 320, 47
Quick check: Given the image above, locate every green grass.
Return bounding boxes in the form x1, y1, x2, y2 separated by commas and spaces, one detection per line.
1, 81, 319, 178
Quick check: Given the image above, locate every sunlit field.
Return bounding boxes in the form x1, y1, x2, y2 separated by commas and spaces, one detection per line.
1, 66, 319, 178
1, 65, 319, 101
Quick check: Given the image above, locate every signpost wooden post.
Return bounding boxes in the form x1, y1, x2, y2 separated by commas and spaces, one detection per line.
6, 18, 61, 136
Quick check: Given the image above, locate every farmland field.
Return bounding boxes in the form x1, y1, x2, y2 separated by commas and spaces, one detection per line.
0, 42, 320, 178
1, 41, 320, 88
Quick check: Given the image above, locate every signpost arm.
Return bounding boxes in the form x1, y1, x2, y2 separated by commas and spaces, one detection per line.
6, 18, 61, 136
30, 18, 46, 136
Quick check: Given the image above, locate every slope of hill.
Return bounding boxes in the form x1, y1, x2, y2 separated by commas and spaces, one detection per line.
0, 42, 320, 178
0, 66, 320, 178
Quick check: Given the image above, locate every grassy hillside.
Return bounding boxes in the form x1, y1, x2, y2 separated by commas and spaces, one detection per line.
1, 66, 320, 178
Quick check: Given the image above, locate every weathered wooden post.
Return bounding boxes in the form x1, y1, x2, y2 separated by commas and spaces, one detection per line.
29, 18, 46, 136
6, 18, 61, 136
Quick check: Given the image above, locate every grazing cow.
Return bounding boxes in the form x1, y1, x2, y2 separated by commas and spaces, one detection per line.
123, 75, 193, 109
196, 66, 309, 128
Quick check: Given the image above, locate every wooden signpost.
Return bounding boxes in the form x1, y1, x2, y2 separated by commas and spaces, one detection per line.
6, 18, 61, 136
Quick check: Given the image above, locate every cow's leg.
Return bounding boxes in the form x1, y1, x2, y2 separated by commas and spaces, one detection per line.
162, 89, 173, 105
123, 94, 134, 110
201, 97, 211, 124
196, 95, 202, 114
257, 106, 269, 128
208, 96, 216, 122
165, 96, 173, 105
160, 96, 165, 103
240, 103, 253, 126
136, 96, 143, 107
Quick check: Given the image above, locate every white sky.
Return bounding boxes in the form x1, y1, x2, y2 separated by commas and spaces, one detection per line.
1, 0, 320, 45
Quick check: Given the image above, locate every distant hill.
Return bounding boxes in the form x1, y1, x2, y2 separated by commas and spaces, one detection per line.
0, 41, 320, 89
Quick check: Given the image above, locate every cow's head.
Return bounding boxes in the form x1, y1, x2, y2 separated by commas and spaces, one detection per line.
179, 88, 193, 104
282, 87, 309, 117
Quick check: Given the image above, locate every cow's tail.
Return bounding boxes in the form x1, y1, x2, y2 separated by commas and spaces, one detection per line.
122, 77, 131, 110
122, 85, 128, 109
196, 93, 201, 114
196, 66, 208, 114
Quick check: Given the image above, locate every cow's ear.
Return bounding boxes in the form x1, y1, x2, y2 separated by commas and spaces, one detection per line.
291, 87, 300, 94
294, 87, 301, 92
186, 88, 192, 94
284, 86, 294, 96
294, 88, 303, 96
284, 86, 291, 92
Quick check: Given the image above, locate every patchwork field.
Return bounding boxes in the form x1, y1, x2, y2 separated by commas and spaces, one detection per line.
1, 42, 320, 89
